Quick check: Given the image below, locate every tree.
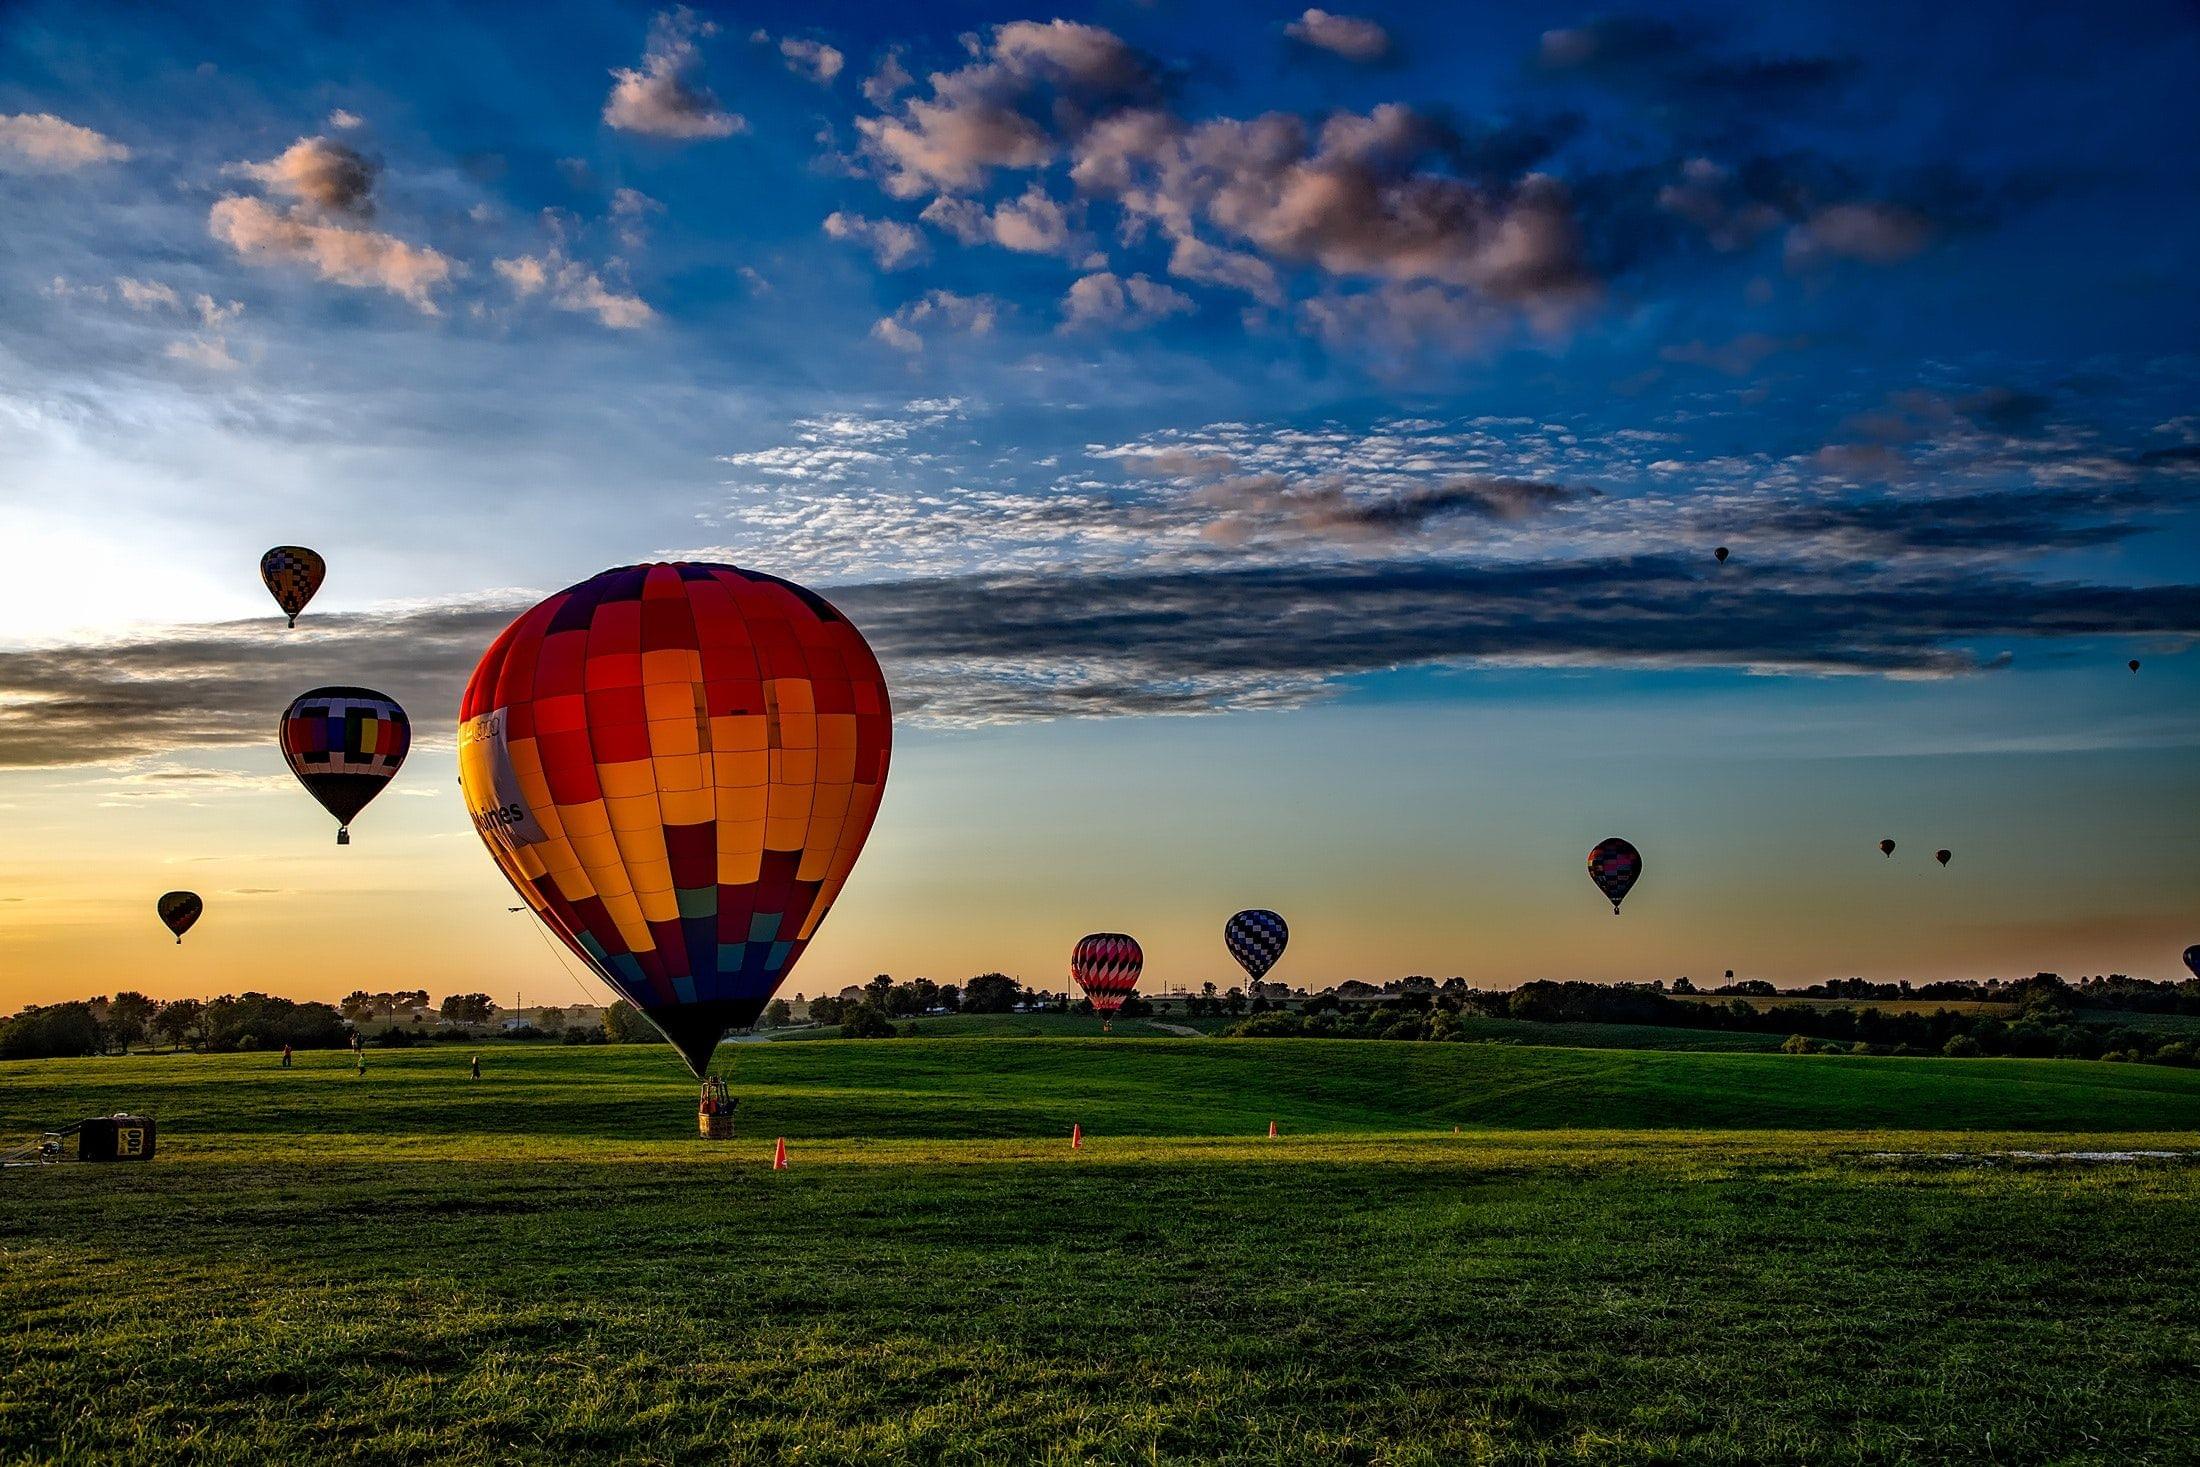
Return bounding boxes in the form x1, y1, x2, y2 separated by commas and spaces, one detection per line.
761, 999, 793, 1029
1942, 1033, 1983, 1058
537, 1006, 566, 1034
153, 998, 204, 1052
962, 973, 1022, 1014
106, 992, 156, 1053
440, 993, 497, 1024
839, 1004, 896, 1039
864, 974, 896, 1010
808, 995, 846, 1026
339, 990, 375, 1022
601, 1001, 654, 1044
0, 1003, 105, 1060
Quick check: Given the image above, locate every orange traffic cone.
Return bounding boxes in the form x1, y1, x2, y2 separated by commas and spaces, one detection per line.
1071, 1123, 1083, 1150
773, 1137, 788, 1170
1267, 1119, 1278, 1138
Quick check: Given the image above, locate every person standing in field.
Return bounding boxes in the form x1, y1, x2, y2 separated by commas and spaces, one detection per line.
469, 1054, 480, 1080
280, 1043, 292, 1069
356, 1049, 366, 1078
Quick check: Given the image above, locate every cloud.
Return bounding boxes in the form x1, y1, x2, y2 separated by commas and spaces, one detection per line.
1285, 9, 1393, 62
861, 50, 913, 108
163, 336, 240, 371
604, 7, 746, 140
493, 250, 654, 328
115, 277, 180, 312
919, 183, 1083, 257
327, 108, 364, 130
823, 211, 929, 269
1079, 105, 1599, 316
10, 559, 2190, 759
870, 290, 1002, 351
1785, 201, 1934, 266
0, 112, 130, 171
234, 135, 377, 215
779, 37, 845, 84
1062, 271, 1194, 330
1535, 16, 1854, 136
209, 195, 453, 312
1193, 473, 1592, 544
855, 19, 1158, 197
1299, 283, 1506, 361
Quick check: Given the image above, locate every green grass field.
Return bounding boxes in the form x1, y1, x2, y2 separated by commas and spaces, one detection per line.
4, 1039, 2197, 1463
789, 1011, 1792, 1051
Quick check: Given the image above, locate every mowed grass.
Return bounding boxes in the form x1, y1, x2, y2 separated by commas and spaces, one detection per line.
792, 1010, 1792, 1050
3, 1041, 2198, 1464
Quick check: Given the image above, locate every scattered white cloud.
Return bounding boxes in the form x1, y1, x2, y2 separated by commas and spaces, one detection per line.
0, 112, 130, 171
604, 7, 746, 140
823, 211, 928, 269
493, 249, 654, 329
233, 135, 377, 215
1062, 271, 1194, 330
209, 195, 453, 312
779, 37, 845, 84
871, 290, 1002, 352
1285, 9, 1392, 62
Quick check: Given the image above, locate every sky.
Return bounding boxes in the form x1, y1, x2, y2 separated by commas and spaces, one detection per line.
1, 0, 2196, 1011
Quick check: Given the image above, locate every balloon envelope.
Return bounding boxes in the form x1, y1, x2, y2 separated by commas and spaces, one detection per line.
260, 546, 325, 628
1714, 546, 1729, 563
157, 890, 202, 943
1586, 838, 1641, 914
280, 687, 410, 842
458, 563, 892, 1078
2130, 660, 2141, 672
1224, 909, 1289, 982
1879, 839, 1897, 857
2185, 945, 2199, 982
1935, 849, 1952, 866
1072, 933, 1144, 1015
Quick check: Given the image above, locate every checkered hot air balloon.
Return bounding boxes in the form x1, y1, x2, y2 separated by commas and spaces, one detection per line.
259, 546, 325, 629
1224, 909, 1289, 983
457, 563, 892, 1078
1587, 837, 1641, 915
157, 891, 202, 944
1072, 933, 1144, 1022
280, 687, 409, 845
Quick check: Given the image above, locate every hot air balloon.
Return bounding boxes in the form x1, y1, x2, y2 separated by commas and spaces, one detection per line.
1224, 909, 1289, 983
1935, 849, 1952, 866
2129, 660, 2141, 673
1878, 839, 1897, 858
1072, 933, 1144, 1027
157, 891, 202, 944
1586, 838, 1641, 914
1713, 546, 1730, 563
260, 546, 325, 629
2185, 945, 2199, 981
280, 686, 409, 844
457, 563, 892, 1079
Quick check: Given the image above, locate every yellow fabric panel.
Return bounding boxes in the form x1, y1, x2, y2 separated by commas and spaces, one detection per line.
777, 712, 818, 749
711, 715, 767, 753
643, 680, 695, 721
597, 760, 655, 800
659, 787, 712, 826
558, 799, 612, 839
717, 822, 764, 885
715, 784, 767, 823
599, 891, 652, 952
714, 750, 769, 788
648, 717, 701, 758
769, 677, 815, 713
571, 830, 626, 875
818, 744, 857, 784
817, 714, 856, 750
772, 749, 818, 785
653, 751, 705, 791
605, 793, 661, 833
642, 647, 701, 685
634, 882, 678, 923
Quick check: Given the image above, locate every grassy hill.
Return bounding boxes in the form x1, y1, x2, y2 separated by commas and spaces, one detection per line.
3, 1041, 2196, 1463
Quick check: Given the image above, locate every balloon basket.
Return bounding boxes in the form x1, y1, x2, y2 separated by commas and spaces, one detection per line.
337, 828, 350, 846
698, 1076, 736, 1141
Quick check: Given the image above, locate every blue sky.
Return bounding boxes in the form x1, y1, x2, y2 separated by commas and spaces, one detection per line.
1, 1, 2195, 1003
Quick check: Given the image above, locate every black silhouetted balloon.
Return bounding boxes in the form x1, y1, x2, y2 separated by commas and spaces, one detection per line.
1587, 838, 1642, 914
157, 891, 202, 944
1878, 839, 1896, 858
1714, 546, 1729, 563
1935, 849, 1951, 866
2129, 660, 2141, 672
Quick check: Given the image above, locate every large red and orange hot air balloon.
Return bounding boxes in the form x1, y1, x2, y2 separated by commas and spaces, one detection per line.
1072, 933, 1143, 1027
458, 563, 891, 1077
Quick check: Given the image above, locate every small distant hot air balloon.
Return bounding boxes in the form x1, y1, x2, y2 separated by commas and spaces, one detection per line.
1224, 909, 1289, 983
1935, 849, 1952, 866
1713, 546, 1730, 564
1587, 838, 1641, 915
157, 891, 202, 944
1878, 839, 1897, 858
457, 563, 893, 1079
1072, 933, 1144, 1028
281, 686, 409, 844
2129, 660, 2141, 673
260, 546, 325, 629
2184, 945, 2199, 981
